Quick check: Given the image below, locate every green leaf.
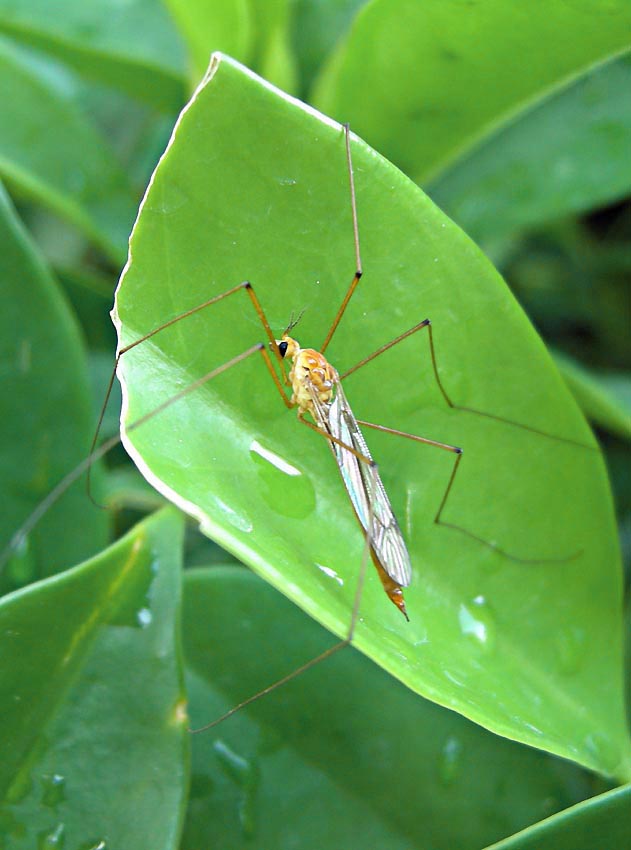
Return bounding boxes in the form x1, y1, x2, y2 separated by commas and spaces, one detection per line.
0, 0, 186, 110
0, 184, 108, 589
115, 55, 628, 778
486, 784, 631, 850
0, 508, 187, 848
554, 350, 631, 442
430, 53, 631, 242
291, 0, 368, 95
183, 567, 595, 850
312, 0, 631, 183
0, 37, 137, 264
247, 0, 298, 94
165, 0, 253, 81
167, 0, 298, 94
601, 375, 631, 422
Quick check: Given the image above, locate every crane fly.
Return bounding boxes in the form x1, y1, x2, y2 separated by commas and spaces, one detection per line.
2, 117, 597, 735
274, 328, 412, 619
107, 120, 590, 732
81, 120, 485, 731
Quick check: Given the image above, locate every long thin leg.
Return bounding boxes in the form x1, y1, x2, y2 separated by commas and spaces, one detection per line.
297, 413, 373, 465
320, 125, 363, 355
189, 641, 349, 732
343, 318, 597, 450
1, 343, 277, 571
88, 280, 292, 501
190, 390, 391, 734
128, 344, 292, 430
189, 455, 378, 735
356, 418, 580, 564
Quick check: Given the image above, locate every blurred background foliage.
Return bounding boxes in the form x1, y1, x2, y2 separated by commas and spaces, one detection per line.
1, 1, 630, 847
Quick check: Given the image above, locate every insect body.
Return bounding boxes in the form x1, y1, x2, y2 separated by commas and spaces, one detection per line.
277, 331, 412, 618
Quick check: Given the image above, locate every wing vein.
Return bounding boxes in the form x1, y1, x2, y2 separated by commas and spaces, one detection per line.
307, 378, 412, 587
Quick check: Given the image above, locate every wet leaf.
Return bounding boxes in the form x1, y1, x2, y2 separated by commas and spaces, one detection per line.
116, 55, 628, 778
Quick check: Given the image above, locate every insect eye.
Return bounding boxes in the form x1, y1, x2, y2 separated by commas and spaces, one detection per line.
278, 341, 288, 358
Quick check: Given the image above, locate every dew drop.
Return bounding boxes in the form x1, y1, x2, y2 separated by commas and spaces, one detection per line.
583, 731, 618, 773
442, 668, 462, 689
41, 773, 66, 808
38, 822, 65, 849
316, 563, 344, 586
107, 550, 156, 628
249, 440, 316, 519
172, 697, 188, 728
214, 740, 255, 789
213, 498, 253, 533
213, 740, 259, 839
458, 595, 495, 650
438, 736, 463, 785
136, 607, 152, 628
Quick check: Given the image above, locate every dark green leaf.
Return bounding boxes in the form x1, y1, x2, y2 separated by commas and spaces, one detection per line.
0, 184, 108, 588
182, 567, 594, 850
555, 350, 631, 441
0, 508, 187, 848
0, 0, 186, 110
430, 53, 631, 242
313, 0, 631, 184
291, 0, 368, 95
486, 784, 631, 850
0, 37, 137, 264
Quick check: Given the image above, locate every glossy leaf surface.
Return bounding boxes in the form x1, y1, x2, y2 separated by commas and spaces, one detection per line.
0, 509, 187, 848
313, 0, 631, 184
116, 55, 628, 777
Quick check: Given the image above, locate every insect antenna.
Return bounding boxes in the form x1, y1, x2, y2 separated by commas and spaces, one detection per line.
284, 307, 307, 335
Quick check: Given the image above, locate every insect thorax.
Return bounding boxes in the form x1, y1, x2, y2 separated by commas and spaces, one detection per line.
289, 345, 337, 414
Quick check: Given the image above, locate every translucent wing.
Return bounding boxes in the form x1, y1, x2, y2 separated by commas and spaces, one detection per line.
309, 379, 412, 588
